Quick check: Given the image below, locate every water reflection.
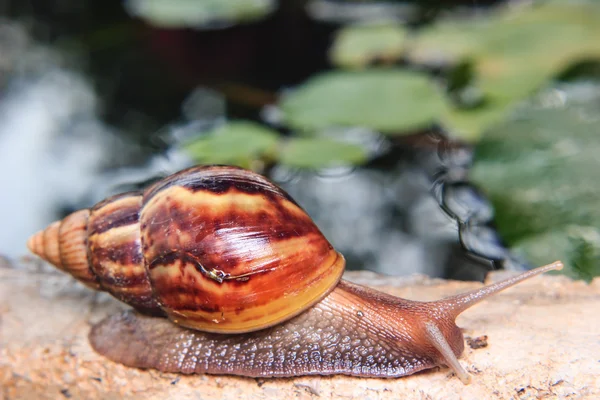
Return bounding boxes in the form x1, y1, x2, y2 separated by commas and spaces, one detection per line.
0, 22, 134, 257
0, 17, 520, 281
274, 164, 459, 277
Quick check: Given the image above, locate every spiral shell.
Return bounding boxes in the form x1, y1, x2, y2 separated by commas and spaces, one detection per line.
28, 165, 345, 333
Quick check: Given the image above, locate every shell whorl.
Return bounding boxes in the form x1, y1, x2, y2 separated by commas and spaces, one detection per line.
28, 192, 161, 314
28, 209, 101, 290
27, 165, 345, 332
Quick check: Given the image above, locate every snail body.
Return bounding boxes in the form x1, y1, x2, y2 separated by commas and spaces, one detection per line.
28, 165, 563, 384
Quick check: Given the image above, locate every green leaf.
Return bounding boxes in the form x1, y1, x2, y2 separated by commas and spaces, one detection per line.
182, 121, 279, 168
408, 20, 489, 66
409, 2, 600, 140
471, 81, 600, 281
410, 2, 600, 70
513, 227, 600, 282
442, 99, 513, 142
279, 137, 368, 169
125, 0, 276, 28
329, 23, 407, 69
280, 69, 447, 135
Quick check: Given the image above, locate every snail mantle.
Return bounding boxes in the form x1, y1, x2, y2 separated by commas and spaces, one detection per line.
1, 258, 599, 399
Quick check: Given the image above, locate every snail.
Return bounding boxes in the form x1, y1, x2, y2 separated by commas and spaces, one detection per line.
27, 165, 563, 384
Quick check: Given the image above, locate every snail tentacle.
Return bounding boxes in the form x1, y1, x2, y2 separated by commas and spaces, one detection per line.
424, 322, 471, 384
435, 260, 563, 319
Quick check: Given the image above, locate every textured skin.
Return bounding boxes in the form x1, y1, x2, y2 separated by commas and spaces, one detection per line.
90, 280, 463, 378
27, 165, 344, 332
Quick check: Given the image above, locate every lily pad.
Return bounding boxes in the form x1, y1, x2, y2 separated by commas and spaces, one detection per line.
410, 2, 600, 71
124, 0, 276, 28
182, 120, 368, 169
408, 20, 488, 67
410, 1, 600, 140
329, 23, 407, 69
280, 69, 447, 135
279, 137, 368, 169
442, 99, 512, 142
470, 82, 600, 281
182, 121, 279, 167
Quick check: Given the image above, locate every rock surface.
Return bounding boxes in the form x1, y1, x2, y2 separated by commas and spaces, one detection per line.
1, 258, 598, 400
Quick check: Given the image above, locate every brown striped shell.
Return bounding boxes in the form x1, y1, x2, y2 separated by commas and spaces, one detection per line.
27, 165, 345, 333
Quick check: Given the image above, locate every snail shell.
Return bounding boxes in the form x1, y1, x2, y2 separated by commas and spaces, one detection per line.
28, 165, 345, 333
27, 164, 563, 384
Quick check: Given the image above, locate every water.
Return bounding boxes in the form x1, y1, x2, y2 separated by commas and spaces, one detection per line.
0, 22, 127, 256
0, 9, 501, 280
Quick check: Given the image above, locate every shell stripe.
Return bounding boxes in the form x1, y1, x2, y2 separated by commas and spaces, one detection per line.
149, 251, 345, 333
88, 191, 143, 235
87, 194, 161, 314
140, 187, 321, 271
144, 165, 300, 207
42, 221, 62, 267
58, 209, 100, 289
138, 167, 344, 333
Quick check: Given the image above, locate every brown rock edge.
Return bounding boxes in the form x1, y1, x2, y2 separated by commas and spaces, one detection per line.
1, 258, 599, 400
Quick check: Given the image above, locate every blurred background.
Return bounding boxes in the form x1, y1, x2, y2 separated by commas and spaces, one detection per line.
1, 0, 599, 282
